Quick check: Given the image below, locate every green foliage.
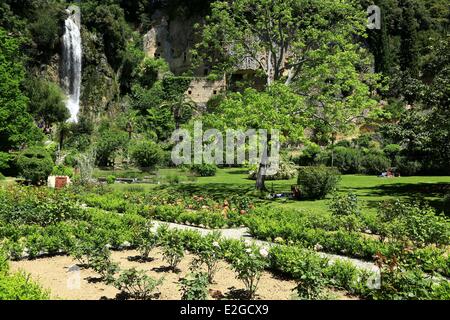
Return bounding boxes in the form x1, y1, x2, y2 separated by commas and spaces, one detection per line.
52, 165, 73, 178
88, 245, 119, 283
0, 28, 43, 154
377, 200, 450, 247
94, 121, 129, 167
361, 152, 391, 175
0, 152, 10, 172
248, 159, 297, 181
114, 268, 163, 300
29, 4, 64, 60
25, 77, 69, 127
227, 243, 269, 299
179, 272, 209, 300
330, 147, 363, 174
129, 140, 164, 171
16, 147, 54, 185
133, 222, 158, 261
0, 271, 50, 300
297, 166, 340, 200
160, 230, 185, 271
329, 193, 362, 232
191, 232, 223, 283
190, 164, 217, 177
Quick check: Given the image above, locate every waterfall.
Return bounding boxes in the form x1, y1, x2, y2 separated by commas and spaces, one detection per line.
61, 6, 82, 123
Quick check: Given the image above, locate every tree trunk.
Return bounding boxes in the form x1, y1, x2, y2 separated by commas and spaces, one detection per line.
330, 133, 337, 168
255, 133, 271, 191
255, 162, 267, 191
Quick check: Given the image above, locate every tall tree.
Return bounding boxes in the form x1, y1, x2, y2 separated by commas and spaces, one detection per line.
399, 0, 419, 76
195, 0, 367, 86
0, 28, 42, 159
202, 83, 307, 190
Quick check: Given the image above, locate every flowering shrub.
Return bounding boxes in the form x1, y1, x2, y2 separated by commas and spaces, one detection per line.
227, 243, 269, 299
191, 232, 223, 283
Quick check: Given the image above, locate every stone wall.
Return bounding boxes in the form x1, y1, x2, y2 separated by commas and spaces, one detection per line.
143, 10, 225, 107
186, 77, 226, 106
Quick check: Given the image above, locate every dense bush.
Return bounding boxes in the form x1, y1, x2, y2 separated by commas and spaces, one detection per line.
51, 165, 73, 178
0, 152, 11, 171
394, 156, 422, 176
0, 271, 50, 300
377, 200, 450, 247
331, 147, 363, 174
361, 152, 391, 175
329, 193, 362, 232
179, 272, 209, 300
0, 186, 85, 227
297, 166, 340, 200
129, 140, 164, 171
269, 245, 328, 299
190, 164, 217, 177
16, 147, 54, 185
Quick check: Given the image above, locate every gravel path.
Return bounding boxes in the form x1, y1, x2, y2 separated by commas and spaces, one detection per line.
152, 220, 379, 273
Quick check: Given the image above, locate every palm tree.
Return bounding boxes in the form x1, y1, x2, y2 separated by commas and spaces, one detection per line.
159, 95, 197, 130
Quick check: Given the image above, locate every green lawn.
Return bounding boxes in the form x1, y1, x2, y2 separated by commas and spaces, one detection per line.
110, 168, 450, 215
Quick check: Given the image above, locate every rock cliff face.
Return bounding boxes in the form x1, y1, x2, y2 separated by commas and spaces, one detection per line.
80, 28, 119, 119
143, 10, 225, 107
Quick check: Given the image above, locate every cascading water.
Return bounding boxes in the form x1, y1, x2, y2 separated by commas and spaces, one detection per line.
61, 6, 82, 123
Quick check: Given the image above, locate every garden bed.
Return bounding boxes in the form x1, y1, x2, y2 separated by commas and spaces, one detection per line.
10, 249, 353, 301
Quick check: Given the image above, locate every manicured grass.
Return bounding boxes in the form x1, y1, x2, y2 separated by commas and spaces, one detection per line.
110, 168, 450, 215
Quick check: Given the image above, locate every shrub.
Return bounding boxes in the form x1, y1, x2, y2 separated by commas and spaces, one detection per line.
160, 231, 185, 271
0, 152, 11, 171
179, 272, 209, 300
106, 175, 116, 185
377, 200, 450, 247
329, 193, 362, 232
362, 152, 391, 175
52, 165, 73, 178
190, 164, 217, 177
114, 268, 163, 300
325, 260, 359, 292
394, 156, 422, 176
88, 245, 119, 284
295, 143, 324, 166
227, 244, 269, 299
269, 246, 328, 300
331, 147, 363, 174
129, 140, 164, 171
0, 248, 8, 273
0, 271, 50, 300
133, 222, 157, 261
297, 166, 340, 200
191, 232, 223, 283
0, 173, 5, 181
16, 147, 54, 185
